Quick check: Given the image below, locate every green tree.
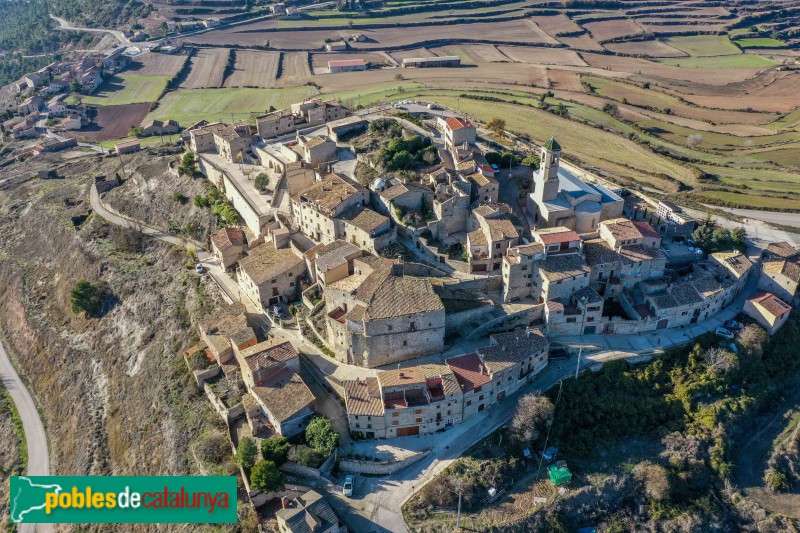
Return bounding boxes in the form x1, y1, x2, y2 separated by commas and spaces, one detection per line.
731, 227, 746, 250
178, 152, 198, 176
254, 172, 270, 192
522, 155, 540, 169
261, 437, 290, 466
128, 126, 144, 138
70, 80, 83, 93
197, 432, 228, 464
692, 215, 715, 251
390, 150, 412, 170
765, 468, 791, 493
293, 445, 320, 467
161, 21, 169, 38
250, 460, 283, 492
487, 117, 506, 134
235, 437, 258, 470
306, 416, 339, 457
70, 280, 102, 317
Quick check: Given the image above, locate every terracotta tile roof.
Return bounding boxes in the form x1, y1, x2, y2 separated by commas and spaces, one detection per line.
485, 217, 519, 241
239, 242, 304, 285
478, 330, 549, 374
338, 205, 389, 234
749, 291, 792, 319
546, 299, 565, 312
540, 254, 591, 282
240, 338, 298, 373
447, 353, 492, 392
419, 363, 462, 396
305, 239, 349, 261
467, 172, 492, 187
365, 276, 444, 320
378, 182, 430, 201
619, 245, 663, 264
763, 242, 798, 260
343, 377, 384, 417
251, 368, 315, 424
631, 220, 660, 239
711, 251, 753, 279
583, 239, 620, 267
468, 229, 487, 247
536, 227, 580, 245
601, 218, 642, 241
764, 257, 800, 284
200, 301, 250, 338
210, 227, 245, 251
445, 117, 474, 130
293, 173, 364, 215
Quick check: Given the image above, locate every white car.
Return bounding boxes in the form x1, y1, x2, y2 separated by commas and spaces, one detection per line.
343, 475, 354, 497
195, 263, 204, 274
715, 327, 734, 340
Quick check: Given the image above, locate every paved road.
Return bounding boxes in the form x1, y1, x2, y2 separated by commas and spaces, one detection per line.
51, 15, 131, 46
0, 338, 53, 533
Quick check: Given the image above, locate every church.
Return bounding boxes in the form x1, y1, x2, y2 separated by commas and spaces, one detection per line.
526, 138, 624, 233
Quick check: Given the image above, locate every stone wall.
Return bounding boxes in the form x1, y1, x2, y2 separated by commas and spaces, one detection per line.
468, 304, 544, 340
203, 383, 245, 422
340, 449, 431, 475
444, 305, 495, 334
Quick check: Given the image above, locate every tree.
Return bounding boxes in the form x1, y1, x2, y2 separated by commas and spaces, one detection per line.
602, 102, 618, 116
161, 21, 169, 38
261, 437, 290, 466
70, 80, 83, 93
235, 437, 258, 470
487, 117, 506, 134
765, 468, 791, 493
250, 460, 283, 492
390, 150, 412, 170
692, 215, 715, 251
306, 416, 339, 457
128, 126, 144, 138
522, 155, 540, 169
555, 102, 568, 117
738, 324, 768, 360
731, 227, 746, 250
70, 280, 102, 317
173, 192, 187, 204
686, 134, 703, 148
633, 461, 670, 501
254, 172, 270, 192
511, 392, 554, 446
213, 203, 240, 225
711, 227, 731, 251
293, 444, 319, 467
178, 152, 198, 176
422, 149, 437, 165
702, 347, 738, 376
395, 73, 405, 81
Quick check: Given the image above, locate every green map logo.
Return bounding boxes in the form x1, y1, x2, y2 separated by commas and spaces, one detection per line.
9, 476, 237, 524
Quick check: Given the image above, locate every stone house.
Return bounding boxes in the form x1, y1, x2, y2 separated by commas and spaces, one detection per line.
276, 490, 345, 533
466, 172, 499, 204
376, 182, 434, 217
540, 253, 592, 302
304, 240, 362, 288
502, 242, 547, 302
291, 99, 349, 126
234, 338, 300, 389
326, 116, 367, 142
759, 255, 800, 304
18, 95, 43, 115
545, 286, 604, 335
297, 134, 337, 169
248, 367, 316, 438
256, 109, 296, 139
210, 227, 247, 269
324, 258, 445, 367
291, 173, 369, 244
744, 292, 792, 335
440, 116, 476, 153
337, 204, 395, 253
709, 251, 753, 296
237, 242, 306, 309
198, 302, 258, 368
189, 122, 252, 163
115, 140, 140, 155
141, 118, 180, 136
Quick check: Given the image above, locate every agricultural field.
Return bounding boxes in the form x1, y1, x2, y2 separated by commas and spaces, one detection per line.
223, 50, 280, 88
660, 54, 775, 69
663, 35, 742, 57
736, 38, 788, 48
127, 53, 188, 77
496, 46, 587, 66
83, 74, 170, 106
141, 86, 317, 126
67, 103, 152, 142
604, 39, 687, 58
429, 45, 511, 64
581, 18, 645, 42
180, 48, 231, 89
311, 52, 390, 69
530, 14, 583, 37
278, 52, 312, 84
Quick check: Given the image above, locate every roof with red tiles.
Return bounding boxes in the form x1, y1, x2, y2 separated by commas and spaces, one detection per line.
446, 353, 492, 392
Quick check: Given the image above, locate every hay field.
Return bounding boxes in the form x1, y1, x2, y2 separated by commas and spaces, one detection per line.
557, 34, 605, 51
582, 53, 765, 84
497, 46, 587, 66
530, 14, 583, 37
128, 53, 188, 76
604, 40, 687, 58
430, 45, 511, 63
547, 70, 585, 92
279, 52, 312, 84
389, 48, 435, 63
223, 50, 280, 88
664, 35, 741, 56
83, 75, 169, 106
311, 52, 390, 69
180, 48, 231, 89
582, 18, 645, 42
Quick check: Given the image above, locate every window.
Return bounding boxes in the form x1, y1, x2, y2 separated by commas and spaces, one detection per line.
566, 317, 577, 323
479, 394, 484, 400
403, 340, 407, 347
466, 400, 472, 406
355, 423, 360, 428
392, 412, 398, 417
415, 409, 422, 414
388, 325, 393, 331
416, 418, 422, 423
410, 322, 416, 331
392, 420, 399, 425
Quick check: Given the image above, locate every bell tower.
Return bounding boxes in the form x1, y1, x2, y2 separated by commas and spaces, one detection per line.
533, 137, 562, 203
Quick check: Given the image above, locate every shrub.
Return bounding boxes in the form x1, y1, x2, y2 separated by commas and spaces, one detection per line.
197, 432, 228, 464
294, 445, 320, 467
250, 460, 282, 492
261, 437, 290, 466
173, 192, 187, 203
235, 437, 258, 470
306, 416, 339, 457
765, 468, 791, 493
70, 280, 103, 317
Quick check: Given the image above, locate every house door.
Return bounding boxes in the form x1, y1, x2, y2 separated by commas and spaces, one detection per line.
497, 391, 506, 400
584, 326, 596, 334
397, 426, 420, 437
656, 319, 669, 329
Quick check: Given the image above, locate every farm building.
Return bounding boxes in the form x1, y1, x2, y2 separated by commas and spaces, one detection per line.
33, 138, 77, 155
115, 140, 141, 155
328, 59, 367, 73
402, 56, 461, 68
141, 119, 180, 136
326, 40, 348, 52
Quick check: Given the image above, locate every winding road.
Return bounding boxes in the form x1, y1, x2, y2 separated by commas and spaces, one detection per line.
0, 338, 52, 533
50, 15, 131, 46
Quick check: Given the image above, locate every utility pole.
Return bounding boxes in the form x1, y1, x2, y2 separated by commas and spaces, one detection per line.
456, 489, 462, 529
575, 346, 583, 379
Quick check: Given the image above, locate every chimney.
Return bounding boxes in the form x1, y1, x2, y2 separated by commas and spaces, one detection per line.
399, 372, 405, 378
281, 497, 290, 509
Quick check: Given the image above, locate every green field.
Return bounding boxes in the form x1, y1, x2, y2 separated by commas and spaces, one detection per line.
736, 37, 787, 48
660, 54, 775, 68
83, 75, 171, 106
664, 35, 741, 57
143, 86, 318, 126
695, 190, 800, 210
98, 135, 170, 150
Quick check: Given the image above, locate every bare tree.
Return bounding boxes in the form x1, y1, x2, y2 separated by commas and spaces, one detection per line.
738, 324, 769, 360
686, 134, 703, 148
633, 461, 670, 501
511, 392, 554, 445
702, 347, 738, 375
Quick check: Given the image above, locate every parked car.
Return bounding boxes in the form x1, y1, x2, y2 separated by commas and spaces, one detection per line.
343, 475, 354, 497
724, 320, 744, 331
490, 163, 500, 172
715, 327, 735, 340
195, 263, 204, 274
